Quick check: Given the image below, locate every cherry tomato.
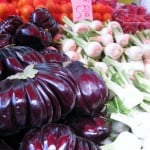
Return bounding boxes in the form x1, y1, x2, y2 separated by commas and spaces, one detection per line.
93, 4, 99, 13
102, 13, 111, 21
19, 4, 34, 20
8, 3, 17, 16
0, 2, 9, 19
98, 3, 106, 14
60, 3, 72, 13
18, 0, 33, 7
93, 12, 102, 21
35, 4, 48, 9
33, 0, 45, 8
46, 1, 56, 13
58, 13, 68, 24
93, 3, 106, 14
105, 5, 112, 13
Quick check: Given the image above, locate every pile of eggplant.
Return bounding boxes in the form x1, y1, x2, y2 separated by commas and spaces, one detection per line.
0, 8, 111, 150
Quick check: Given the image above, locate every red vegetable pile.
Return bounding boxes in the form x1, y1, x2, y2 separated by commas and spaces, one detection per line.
112, 4, 150, 33
0, 8, 110, 150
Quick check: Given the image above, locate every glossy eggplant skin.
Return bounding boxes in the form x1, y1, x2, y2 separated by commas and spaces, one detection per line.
0, 34, 12, 48
0, 62, 76, 136
14, 23, 45, 50
0, 15, 23, 48
29, 8, 59, 37
75, 136, 101, 150
63, 112, 111, 145
39, 28, 52, 47
19, 123, 76, 150
0, 45, 70, 80
19, 123, 100, 150
40, 48, 70, 64
66, 61, 109, 115
0, 46, 46, 79
0, 15, 23, 35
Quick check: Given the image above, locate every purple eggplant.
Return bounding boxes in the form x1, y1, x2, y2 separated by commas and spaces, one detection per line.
19, 123, 76, 150
75, 136, 101, 150
14, 22, 55, 50
19, 123, 100, 150
66, 61, 109, 115
29, 8, 59, 37
63, 112, 111, 145
14, 23, 45, 50
40, 48, 70, 64
0, 62, 76, 135
0, 15, 23, 35
0, 34, 12, 48
39, 27, 52, 47
35, 63, 76, 116
0, 46, 46, 79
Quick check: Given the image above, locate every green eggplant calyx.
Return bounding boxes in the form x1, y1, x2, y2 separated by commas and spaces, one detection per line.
7, 64, 38, 80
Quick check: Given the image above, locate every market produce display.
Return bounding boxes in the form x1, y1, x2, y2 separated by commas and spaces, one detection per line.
55, 13, 150, 149
0, 0, 113, 24
0, 8, 59, 50
0, 0, 150, 150
0, 6, 112, 150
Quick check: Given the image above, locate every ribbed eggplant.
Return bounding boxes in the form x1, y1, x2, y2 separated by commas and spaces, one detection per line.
0, 46, 46, 79
0, 44, 110, 149
75, 136, 101, 150
34, 63, 76, 116
40, 48, 70, 64
14, 23, 55, 50
29, 8, 59, 37
66, 61, 109, 115
0, 15, 23, 35
62, 112, 111, 145
19, 123, 100, 150
0, 63, 76, 135
0, 15, 23, 48
39, 28, 52, 47
0, 34, 12, 48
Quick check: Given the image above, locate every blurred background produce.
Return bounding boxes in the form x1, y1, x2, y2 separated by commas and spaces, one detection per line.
0, 0, 150, 150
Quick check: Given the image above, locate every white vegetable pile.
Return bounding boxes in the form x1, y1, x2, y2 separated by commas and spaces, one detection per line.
54, 16, 150, 150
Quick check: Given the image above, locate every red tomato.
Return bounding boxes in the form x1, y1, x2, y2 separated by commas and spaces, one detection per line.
98, 3, 106, 14
93, 3, 106, 14
58, 13, 68, 24
10, 0, 17, 7
102, 13, 111, 21
0, 0, 7, 2
18, 0, 33, 7
93, 4, 99, 13
60, 3, 72, 13
93, 12, 102, 21
46, 0, 56, 13
8, 3, 17, 16
19, 4, 34, 20
33, 0, 45, 8
105, 5, 112, 13
35, 4, 48, 9
0, 2, 9, 19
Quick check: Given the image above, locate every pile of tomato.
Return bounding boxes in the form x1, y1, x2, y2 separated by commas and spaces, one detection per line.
0, 0, 112, 24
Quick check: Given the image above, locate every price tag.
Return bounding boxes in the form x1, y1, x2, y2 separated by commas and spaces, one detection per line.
71, 0, 93, 22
